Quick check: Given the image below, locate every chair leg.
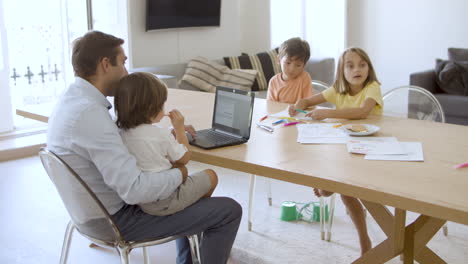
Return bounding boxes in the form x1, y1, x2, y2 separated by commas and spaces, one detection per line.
188, 234, 202, 264
265, 177, 272, 206
319, 196, 325, 240
248, 174, 256, 231
142, 247, 150, 264
326, 194, 336, 242
60, 221, 75, 264
117, 247, 130, 264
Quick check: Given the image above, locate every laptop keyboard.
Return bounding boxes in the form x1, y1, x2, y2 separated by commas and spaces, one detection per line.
197, 130, 240, 145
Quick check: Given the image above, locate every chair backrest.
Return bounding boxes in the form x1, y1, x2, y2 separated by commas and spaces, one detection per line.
39, 148, 123, 243
311, 80, 333, 108
382, 85, 445, 123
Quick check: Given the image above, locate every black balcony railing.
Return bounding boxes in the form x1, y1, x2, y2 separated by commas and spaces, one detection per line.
10, 64, 61, 85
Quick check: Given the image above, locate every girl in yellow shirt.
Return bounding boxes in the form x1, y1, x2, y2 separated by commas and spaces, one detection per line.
289, 47, 383, 255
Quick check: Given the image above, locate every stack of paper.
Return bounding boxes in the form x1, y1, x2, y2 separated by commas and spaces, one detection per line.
297, 123, 350, 144
364, 142, 424, 161
347, 137, 403, 154
346, 137, 424, 161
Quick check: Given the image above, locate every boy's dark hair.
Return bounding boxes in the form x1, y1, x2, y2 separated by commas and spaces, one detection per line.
72, 31, 124, 79
114, 72, 168, 130
278, 37, 311, 64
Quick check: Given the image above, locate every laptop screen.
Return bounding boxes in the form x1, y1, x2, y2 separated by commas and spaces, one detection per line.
212, 86, 255, 138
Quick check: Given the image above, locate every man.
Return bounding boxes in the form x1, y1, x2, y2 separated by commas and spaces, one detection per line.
47, 31, 242, 263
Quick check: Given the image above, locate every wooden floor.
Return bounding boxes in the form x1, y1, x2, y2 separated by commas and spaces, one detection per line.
0, 156, 176, 264
2, 156, 468, 264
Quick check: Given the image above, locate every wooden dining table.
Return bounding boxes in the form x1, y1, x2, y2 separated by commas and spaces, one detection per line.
18, 88, 468, 263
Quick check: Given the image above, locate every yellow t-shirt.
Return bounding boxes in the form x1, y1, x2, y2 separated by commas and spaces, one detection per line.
321, 81, 383, 115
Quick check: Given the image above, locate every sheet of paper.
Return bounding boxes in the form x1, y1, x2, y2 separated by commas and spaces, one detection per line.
346, 137, 405, 155
365, 142, 424, 161
297, 123, 350, 144
270, 108, 313, 121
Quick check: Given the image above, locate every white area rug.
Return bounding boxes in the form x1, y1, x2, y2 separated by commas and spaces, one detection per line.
187, 161, 468, 264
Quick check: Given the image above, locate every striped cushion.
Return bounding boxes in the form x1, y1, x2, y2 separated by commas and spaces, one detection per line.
223, 49, 281, 91
180, 57, 257, 93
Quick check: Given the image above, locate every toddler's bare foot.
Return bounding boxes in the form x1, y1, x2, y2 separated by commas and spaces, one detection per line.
313, 188, 321, 197
319, 189, 334, 197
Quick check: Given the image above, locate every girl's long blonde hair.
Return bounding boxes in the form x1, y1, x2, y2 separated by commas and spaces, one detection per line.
332, 47, 380, 94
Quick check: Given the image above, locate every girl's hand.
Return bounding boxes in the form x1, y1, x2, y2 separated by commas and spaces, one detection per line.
306, 109, 330, 120
169, 109, 185, 130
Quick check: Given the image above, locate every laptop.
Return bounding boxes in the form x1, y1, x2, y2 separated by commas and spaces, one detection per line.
188, 86, 255, 150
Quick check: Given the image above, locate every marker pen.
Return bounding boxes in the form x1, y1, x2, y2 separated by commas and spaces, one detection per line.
257, 123, 274, 132
283, 121, 300, 127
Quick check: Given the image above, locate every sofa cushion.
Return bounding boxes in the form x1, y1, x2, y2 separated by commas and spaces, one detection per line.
435, 94, 468, 123
180, 57, 257, 93
223, 49, 281, 91
435, 59, 468, 96
448, 48, 468, 61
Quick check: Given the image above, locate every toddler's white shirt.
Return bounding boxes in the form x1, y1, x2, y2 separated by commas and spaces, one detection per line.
120, 124, 187, 173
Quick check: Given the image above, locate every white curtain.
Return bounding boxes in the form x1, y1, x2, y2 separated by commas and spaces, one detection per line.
270, 0, 347, 63
0, 0, 14, 133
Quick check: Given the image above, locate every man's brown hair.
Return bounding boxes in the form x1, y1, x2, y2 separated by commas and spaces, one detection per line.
72, 31, 124, 79
114, 72, 168, 130
278, 37, 311, 64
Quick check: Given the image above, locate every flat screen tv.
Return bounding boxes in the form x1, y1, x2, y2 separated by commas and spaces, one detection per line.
146, 0, 222, 31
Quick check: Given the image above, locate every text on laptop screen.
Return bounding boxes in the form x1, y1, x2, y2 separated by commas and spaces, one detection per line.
213, 89, 253, 138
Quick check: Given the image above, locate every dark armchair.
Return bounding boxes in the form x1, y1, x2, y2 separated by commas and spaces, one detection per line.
409, 48, 468, 126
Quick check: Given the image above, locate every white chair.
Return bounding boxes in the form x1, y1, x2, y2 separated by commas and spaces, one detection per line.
248, 80, 336, 242
383, 85, 448, 236
39, 148, 202, 264
383, 85, 445, 123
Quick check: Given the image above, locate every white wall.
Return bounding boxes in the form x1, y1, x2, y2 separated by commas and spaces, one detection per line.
347, 0, 468, 93
239, 0, 271, 54
127, 0, 244, 68
0, 0, 13, 133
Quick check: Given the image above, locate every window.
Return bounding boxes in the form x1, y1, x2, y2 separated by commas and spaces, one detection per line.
270, 0, 347, 62
3, 0, 88, 128
1, 0, 129, 131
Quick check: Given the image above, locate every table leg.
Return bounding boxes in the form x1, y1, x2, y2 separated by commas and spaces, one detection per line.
352, 205, 406, 264
248, 174, 256, 231
352, 200, 446, 264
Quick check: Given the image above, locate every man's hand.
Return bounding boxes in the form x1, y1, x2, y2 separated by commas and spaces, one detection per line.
172, 163, 188, 183
171, 124, 197, 139
184, 124, 197, 139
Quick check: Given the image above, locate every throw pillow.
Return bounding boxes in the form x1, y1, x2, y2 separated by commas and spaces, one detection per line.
454, 61, 468, 96
448, 48, 468, 61
180, 57, 257, 93
223, 49, 281, 91
435, 59, 467, 96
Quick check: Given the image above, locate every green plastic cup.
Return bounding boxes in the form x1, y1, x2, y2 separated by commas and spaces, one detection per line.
280, 201, 298, 221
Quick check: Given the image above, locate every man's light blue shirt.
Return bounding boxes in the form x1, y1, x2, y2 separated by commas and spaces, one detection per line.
47, 77, 182, 215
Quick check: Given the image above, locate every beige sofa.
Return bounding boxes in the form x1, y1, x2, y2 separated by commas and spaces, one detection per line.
131, 57, 335, 99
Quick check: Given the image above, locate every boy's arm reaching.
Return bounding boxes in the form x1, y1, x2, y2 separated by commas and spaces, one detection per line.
307, 98, 377, 120
288, 93, 327, 116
